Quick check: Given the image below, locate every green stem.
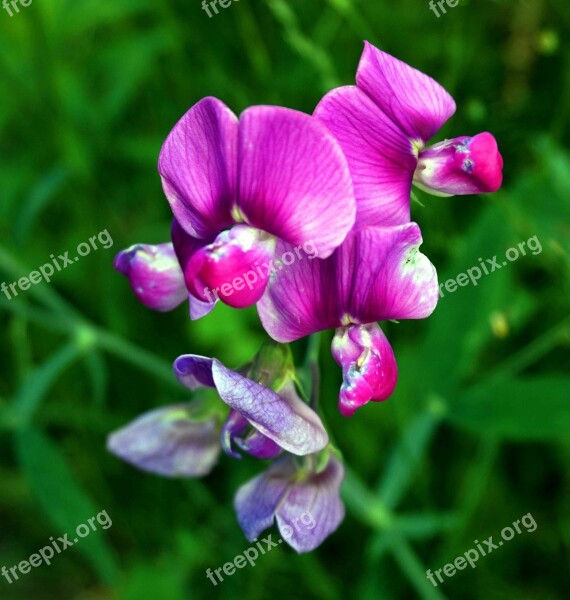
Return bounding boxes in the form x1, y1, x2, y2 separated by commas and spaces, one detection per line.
304, 332, 322, 410
437, 436, 499, 562
0, 298, 178, 390
377, 400, 444, 507
390, 534, 448, 600
476, 315, 570, 384
342, 466, 393, 530
93, 328, 179, 390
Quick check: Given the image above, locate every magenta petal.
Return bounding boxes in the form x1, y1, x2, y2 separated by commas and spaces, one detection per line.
315, 86, 414, 227
258, 224, 439, 342
171, 218, 217, 319
159, 97, 237, 238
106, 404, 220, 477
356, 42, 456, 144
237, 106, 356, 258
414, 132, 504, 195
332, 324, 398, 417
344, 224, 439, 324
184, 225, 276, 309
114, 243, 187, 312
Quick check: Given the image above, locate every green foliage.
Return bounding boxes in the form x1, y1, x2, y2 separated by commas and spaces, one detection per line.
15, 428, 119, 584
449, 376, 570, 440
1, 0, 569, 599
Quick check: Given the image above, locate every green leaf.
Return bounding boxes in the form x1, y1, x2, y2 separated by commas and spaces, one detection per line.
377, 408, 442, 509
342, 467, 392, 530
419, 200, 535, 396
83, 350, 108, 409
11, 340, 83, 426
393, 512, 459, 539
15, 427, 119, 583
14, 166, 68, 243
116, 564, 186, 600
447, 377, 570, 440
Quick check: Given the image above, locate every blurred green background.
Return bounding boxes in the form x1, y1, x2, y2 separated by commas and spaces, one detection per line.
1, 0, 569, 598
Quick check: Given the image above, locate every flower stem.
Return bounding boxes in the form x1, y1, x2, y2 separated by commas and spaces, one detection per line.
304, 332, 322, 410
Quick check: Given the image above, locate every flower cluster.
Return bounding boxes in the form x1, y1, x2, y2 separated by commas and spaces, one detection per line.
110, 42, 503, 553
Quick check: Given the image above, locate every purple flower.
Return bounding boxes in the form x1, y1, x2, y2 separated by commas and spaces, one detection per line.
221, 410, 283, 460
258, 223, 439, 416
156, 97, 356, 314
114, 243, 187, 312
314, 41, 503, 227
234, 453, 345, 553
174, 354, 328, 457
107, 404, 221, 477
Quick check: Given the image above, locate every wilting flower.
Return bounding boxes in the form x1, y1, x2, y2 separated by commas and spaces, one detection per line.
234, 453, 345, 553
114, 242, 187, 312
108, 348, 328, 476
116, 97, 356, 317
258, 223, 439, 416
107, 403, 221, 477
315, 41, 503, 227
174, 353, 328, 456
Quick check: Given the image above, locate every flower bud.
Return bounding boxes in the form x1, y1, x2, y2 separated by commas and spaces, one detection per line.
114, 243, 187, 312
413, 132, 503, 196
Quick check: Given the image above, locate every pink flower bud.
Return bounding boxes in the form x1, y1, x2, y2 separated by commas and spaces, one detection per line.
413, 132, 503, 196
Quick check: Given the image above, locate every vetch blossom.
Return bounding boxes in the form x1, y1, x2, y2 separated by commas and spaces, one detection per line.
174, 350, 329, 457
147, 96, 354, 316
258, 223, 439, 416
314, 41, 503, 227
234, 453, 345, 553
107, 403, 221, 477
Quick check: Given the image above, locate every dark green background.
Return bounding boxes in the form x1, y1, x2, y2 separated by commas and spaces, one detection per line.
1, 0, 569, 598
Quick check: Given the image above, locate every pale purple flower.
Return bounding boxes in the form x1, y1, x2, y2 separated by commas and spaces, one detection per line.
258, 223, 439, 416
107, 404, 221, 477
234, 454, 345, 553
174, 354, 328, 456
221, 410, 282, 460
315, 41, 503, 227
